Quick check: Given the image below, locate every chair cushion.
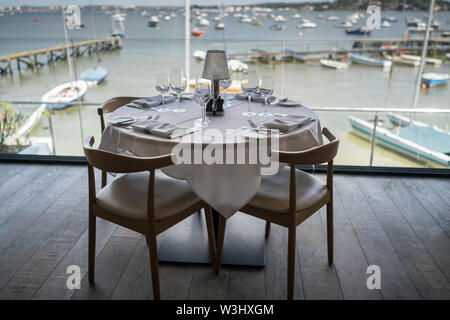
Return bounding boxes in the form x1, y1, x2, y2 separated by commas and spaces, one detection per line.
96, 171, 200, 221
248, 167, 328, 214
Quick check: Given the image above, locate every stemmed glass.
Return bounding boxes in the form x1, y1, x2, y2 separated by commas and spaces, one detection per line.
169, 67, 187, 113
241, 70, 258, 117
259, 75, 274, 117
155, 72, 170, 112
219, 67, 233, 109
194, 77, 211, 127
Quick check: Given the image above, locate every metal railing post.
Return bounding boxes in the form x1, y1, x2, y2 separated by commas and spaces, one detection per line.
369, 112, 378, 166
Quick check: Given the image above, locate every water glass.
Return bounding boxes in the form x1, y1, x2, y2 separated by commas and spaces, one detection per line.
219, 67, 233, 108
241, 70, 258, 117
259, 75, 274, 117
194, 77, 211, 127
155, 72, 170, 112
169, 67, 187, 113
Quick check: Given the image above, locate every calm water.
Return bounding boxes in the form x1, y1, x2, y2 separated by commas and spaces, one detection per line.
0, 10, 449, 167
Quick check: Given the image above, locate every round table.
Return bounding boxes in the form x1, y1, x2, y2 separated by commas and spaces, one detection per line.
99, 97, 323, 266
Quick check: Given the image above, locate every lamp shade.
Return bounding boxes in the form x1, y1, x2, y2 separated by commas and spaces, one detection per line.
202, 50, 230, 80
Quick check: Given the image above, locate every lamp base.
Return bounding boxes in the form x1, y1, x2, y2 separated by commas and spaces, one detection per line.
206, 97, 225, 116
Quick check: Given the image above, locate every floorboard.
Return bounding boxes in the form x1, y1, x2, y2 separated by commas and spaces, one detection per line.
0, 164, 447, 300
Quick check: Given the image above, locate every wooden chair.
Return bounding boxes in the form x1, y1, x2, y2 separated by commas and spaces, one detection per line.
97, 96, 139, 187
214, 127, 339, 300
83, 136, 216, 300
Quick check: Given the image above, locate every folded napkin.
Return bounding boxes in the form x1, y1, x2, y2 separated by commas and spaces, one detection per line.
235, 94, 276, 104
131, 119, 181, 138
263, 115, 314, 133
131, 96, 176, 109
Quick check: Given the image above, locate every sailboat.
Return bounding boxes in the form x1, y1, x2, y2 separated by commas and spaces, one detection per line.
111, 12, 125, 37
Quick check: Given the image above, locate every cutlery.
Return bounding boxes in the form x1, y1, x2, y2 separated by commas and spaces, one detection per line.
241, 127, 284, 135
169, 127, 201, 139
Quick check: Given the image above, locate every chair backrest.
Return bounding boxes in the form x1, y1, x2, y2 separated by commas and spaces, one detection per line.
83, 136, 173, 173
274, 127, 339, 165
98, 96, 140, 132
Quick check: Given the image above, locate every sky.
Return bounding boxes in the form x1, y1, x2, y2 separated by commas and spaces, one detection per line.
1, 0, 331, 7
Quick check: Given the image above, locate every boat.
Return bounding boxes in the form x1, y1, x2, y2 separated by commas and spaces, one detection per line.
382, 16, 398, 23
387, 113, 445, 132
335, 20, 352, 28
111, 13, 125, 37
33, 18, 41, 22
381, 21, 391, 28
270, 23, 286, 31
196, 18, 210, 27
385, 55, 420, 67
292, 13, 302, 19
251, 17, 263, 26
228, 59, 248, 72
191, 29, 205, 37
274, 15, 286, 23
80, 66, 108, 85
349, 116, 450, 167
214, 22, 224, 30
148, 16, 159, 27
240, 16, 252, 23
421, 73, 449, 88
350, 54, 392, 68
193, 50, 206, 61
163, 15, 171, 21
297, 19, 316, 28
42, 80, 88, 110
345, 27, 371, 35
327, 16, 339, 21
320, 59, 349, 70
400, 54, 442, 65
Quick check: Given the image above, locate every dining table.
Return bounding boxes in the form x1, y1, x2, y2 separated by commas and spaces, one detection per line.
99, 95, 323, 266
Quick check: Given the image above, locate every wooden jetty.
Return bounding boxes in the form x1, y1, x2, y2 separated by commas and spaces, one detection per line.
0, 37, 122, 75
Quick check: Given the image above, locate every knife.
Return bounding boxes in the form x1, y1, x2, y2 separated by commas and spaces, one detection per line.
169, 127, 201, 139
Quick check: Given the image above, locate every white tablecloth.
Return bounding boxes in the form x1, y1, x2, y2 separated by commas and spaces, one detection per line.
99, 98, 323, 218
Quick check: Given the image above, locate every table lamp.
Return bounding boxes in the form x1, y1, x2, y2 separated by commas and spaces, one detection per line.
202, 50, 230, 115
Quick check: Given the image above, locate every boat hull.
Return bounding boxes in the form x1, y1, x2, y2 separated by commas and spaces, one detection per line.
349, 116, 450, 167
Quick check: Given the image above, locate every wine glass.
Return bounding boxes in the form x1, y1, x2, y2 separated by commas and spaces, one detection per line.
169, 67, 187, 113
241, 70, 258, 117
219, 67, 233, 109
259, 75, 274, 117
194, 77, 211, 127
155, 72, 170, 112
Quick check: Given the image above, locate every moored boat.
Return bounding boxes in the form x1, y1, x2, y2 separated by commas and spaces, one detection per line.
421, 73, 449, 88
349, 116, 450, 167
297, 19, 316, 28
400, 54, 442, 65
80, 66, 108, 85
42, 80, 88, 110
320, 59, 349, 69
350, 54, 392, 68
385, 55, 420, 67
345, 27, 371, 35
191, 29, 205, 37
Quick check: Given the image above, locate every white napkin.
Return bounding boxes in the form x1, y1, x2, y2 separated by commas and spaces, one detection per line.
263, 115, 314, 133
131, 119, 182, 138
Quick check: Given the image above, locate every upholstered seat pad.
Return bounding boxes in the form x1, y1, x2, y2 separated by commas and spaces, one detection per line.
96, 171, 200, 221
248, 167, 328, 214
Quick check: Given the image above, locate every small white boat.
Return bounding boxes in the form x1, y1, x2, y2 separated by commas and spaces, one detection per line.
297, 19, 316, 28
274, 15, 287, 23
320, 59, 349, 70
42, 80, 88, 110
214, 22, 224, 30
228, 59, 248, 72
196, 18, 210, 27
193, 50, 207, 61
292, 13, 302, 19
400, 54, 442, 65
335, 20, 352, 28
381, 20, 391, 27
327, 16, 339, 21
385, 55, 420, 67
240, 16, 252, 23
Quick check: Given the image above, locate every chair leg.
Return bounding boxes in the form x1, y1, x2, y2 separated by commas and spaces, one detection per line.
327, 201, 334, 265
265, 221, 271, 238
147, 233, 161, 300
204, 207, 217, 267
215, 215, 227, 274
88, 212, 96, 284
101, 171, 107, 188
287, 225, 296, 300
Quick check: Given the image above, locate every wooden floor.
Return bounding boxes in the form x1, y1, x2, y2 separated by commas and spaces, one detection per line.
0, 163, 449, 300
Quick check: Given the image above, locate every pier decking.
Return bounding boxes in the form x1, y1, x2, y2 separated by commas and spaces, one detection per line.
0, 37, 122, 75
0, 163, 448, 300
